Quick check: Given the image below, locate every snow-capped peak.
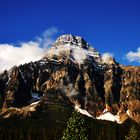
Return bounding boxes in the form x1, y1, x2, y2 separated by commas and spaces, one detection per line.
45, 34, 101, 65
53, 34, 90, 49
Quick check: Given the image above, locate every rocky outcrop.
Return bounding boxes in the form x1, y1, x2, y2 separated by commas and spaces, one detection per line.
0, 101, 43, 119
103, 63, 123, 113
0, 70, 8, 107
2, 67, 32, 108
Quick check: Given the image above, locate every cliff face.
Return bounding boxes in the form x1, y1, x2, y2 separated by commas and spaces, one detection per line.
1, 67, 32, 108
0, 34, 139, 123
119, 66, 140, 123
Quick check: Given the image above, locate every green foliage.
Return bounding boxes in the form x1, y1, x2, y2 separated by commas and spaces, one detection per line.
125, 125, 140, 140
61, 111, 88, 140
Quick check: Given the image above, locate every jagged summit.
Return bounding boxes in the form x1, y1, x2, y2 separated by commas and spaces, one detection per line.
53, 34, 90, 49
45, 34, 101, 64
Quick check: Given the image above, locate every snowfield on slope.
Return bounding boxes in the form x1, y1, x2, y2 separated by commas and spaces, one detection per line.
96, 112, 122, 123
75, 105, 123, 124
75, 105, 94, 118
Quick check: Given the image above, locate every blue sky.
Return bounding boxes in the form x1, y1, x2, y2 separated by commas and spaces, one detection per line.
0, 0, 140, 66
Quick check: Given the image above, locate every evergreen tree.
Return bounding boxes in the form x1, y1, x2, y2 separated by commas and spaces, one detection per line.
125, 125, 140, 140
61, 111, 88, 140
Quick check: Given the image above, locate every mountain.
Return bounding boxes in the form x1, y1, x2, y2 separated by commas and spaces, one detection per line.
0, 34, 139, 139
0, 34, 140, 122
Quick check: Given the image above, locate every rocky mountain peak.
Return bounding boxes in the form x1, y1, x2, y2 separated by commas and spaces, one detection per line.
53, 34, 90, 49
45, 34, 101, 65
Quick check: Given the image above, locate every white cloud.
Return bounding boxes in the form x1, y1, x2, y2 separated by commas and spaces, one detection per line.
0, 42, 45, 72
0, 27, 58, 73
102, 52, 114, 64
126, 47, 140, 63
72, 46, 88, 64
37, 27, 58, 48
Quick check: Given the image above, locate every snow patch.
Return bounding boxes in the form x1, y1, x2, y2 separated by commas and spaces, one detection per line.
28, 93, 41, 104
30, 101, 40, 106
75, 105, 94, 118
96, 112, 120, 123
32, 93, 41, 100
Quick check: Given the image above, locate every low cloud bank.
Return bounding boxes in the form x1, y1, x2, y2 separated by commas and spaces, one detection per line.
0, 27, 58, 73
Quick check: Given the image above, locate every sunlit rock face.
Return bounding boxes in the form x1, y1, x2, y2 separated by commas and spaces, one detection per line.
0, 34, 139, 123
119, 66, 140, 123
